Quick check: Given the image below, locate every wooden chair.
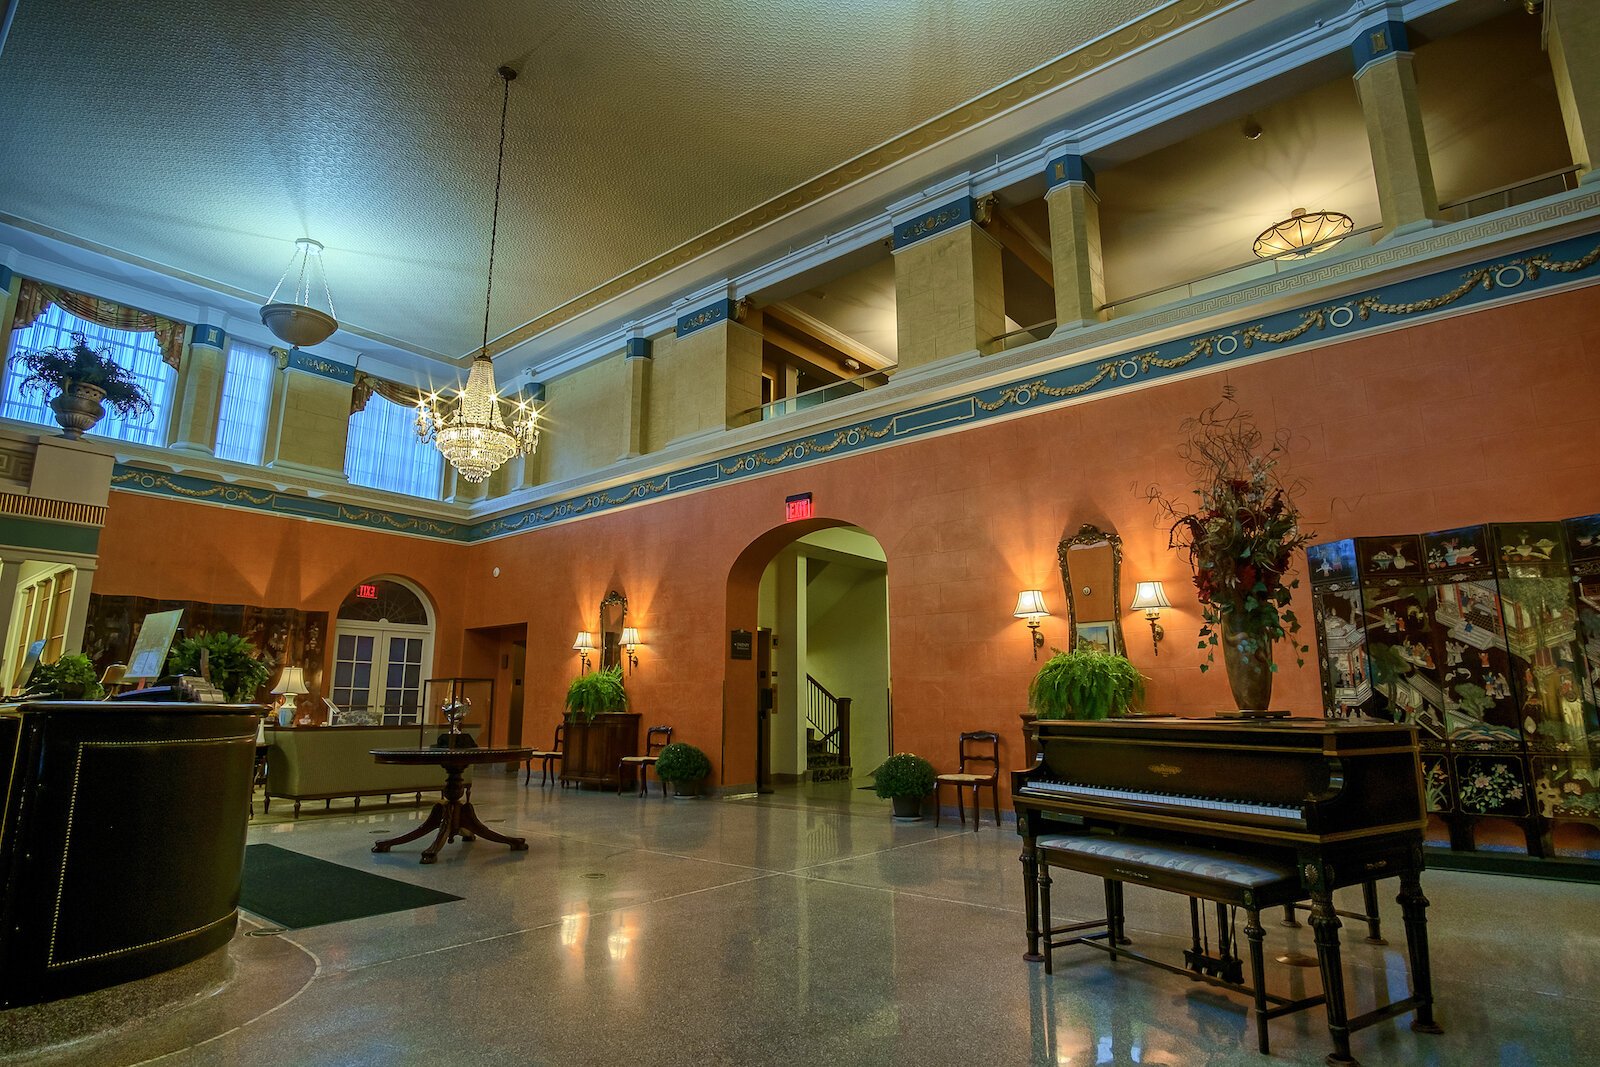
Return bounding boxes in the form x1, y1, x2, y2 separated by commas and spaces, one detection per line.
523, 723, 565, 787
619, 725, 673, 797
935, 731, 1000, 831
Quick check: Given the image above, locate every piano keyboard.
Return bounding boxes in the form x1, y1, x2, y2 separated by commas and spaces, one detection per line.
1021, 780, 1304, 822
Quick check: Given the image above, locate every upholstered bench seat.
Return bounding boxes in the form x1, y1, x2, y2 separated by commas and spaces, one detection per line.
1036, 833, 1297, 890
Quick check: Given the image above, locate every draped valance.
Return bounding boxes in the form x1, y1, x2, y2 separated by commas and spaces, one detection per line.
12, 278, 187, 370
351, 370, 427, 415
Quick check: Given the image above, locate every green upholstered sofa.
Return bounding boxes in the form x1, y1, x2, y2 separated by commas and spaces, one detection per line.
265, 724, 481, 816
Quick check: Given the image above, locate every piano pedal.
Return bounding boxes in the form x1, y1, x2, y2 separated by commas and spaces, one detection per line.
1183, 949, 1245, 985
1275, 951, 1319, 968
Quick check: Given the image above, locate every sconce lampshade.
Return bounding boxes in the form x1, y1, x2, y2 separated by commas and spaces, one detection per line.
572, 631, 596, 652
98, 663, 128, 688
272, 666, 309, 696
1013, 590, 1050, 620
1129, 582, 1173, 613
621, 627, 640, 649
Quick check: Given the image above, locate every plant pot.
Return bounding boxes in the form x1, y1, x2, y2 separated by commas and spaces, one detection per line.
1221, 618, 1274, 712
670, 778, 702, 798
891, 795, 925, 820
50, 383, 107, 439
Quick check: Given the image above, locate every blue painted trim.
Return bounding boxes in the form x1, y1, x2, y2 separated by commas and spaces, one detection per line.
892, 197, 975, 250
626, 337, 653, 359
1045, 154, 1095, 192
524, 382, 546, 403
1352, 20, 1408, 71
0, 266, 13, 293
191, 323, 227, 350
287, 350, 356, 384
110, 229, 1600, 545
676, 299, 734, 338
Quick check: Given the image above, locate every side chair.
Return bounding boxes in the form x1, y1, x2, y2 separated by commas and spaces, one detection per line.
619, 725, 673, 797
935, 730, 1001, 831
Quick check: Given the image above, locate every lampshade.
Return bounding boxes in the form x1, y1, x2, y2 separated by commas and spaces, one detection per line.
272, 666, 309, 696
1013, 590, 1050, 620
1129, 581, 1173, 612
1252, 208, 1353, 260
621, 627, 640, 648
573, 631, 596, 652
98, 663, 128, 687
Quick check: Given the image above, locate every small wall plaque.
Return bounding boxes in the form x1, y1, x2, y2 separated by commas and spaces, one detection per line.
730, 629, 753, 660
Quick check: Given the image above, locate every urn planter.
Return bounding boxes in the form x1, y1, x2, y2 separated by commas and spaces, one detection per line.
50, 383, 107, 439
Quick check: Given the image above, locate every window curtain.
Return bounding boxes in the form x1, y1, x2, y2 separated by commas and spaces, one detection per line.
12, 278, 186, 370
214, 339, 275, 464
351, 370, 426, 414
345, 391, 443, 499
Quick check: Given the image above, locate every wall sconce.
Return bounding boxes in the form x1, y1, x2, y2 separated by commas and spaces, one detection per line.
573, 630, 595, 673
1129, 581, 1172, 655
1013, 590, 1050, 660
621, 627, 641, 672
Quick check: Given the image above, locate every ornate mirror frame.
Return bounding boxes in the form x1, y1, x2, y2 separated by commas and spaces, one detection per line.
598, 590, 628, 672
1055, 524, 1126, 656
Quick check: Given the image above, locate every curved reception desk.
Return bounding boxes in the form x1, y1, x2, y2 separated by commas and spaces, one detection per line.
0, 700, 259, 1009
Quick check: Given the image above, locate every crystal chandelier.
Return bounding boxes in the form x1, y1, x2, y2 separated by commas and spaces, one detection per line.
1252, 208, 1353, 260
416, 66, 539, 484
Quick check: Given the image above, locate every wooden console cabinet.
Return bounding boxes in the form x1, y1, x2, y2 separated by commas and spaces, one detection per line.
560, 712, 640, 788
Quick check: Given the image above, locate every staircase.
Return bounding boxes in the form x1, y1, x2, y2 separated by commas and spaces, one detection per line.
805, 675, 852, 783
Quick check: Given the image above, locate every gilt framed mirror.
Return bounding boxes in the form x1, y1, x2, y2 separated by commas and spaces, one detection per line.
599, 590, 628, 672
1056, 524, 1126, 656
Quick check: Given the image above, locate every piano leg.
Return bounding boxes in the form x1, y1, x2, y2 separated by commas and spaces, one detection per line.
1361, 880, 1386, 945
1038, 861, 1055, 975
1113, 881, 1129, 945
1310, 890, 1358, 1066
1244, 908, 1269, 1054
1398, 870, 1444, 1035
1021, 844, 1045, 962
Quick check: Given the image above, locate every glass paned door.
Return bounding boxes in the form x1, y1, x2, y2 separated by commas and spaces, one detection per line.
330, 625, 431, 724
382, 636, 425, 723
332, 633, 375, 715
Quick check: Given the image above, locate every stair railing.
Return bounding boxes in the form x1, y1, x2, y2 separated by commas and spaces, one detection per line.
805, 674, 852, 757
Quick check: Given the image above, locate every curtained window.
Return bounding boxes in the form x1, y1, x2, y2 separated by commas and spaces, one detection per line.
214, 338, 274, 464
2, 303, 176, 446
345, 391, 442, 499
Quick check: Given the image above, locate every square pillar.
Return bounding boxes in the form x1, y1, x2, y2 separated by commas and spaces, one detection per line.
168, 323, 228, 454
1044, 154, 1105, 332
263, 352, 352, 480
1547, 0, 1600, 184
673, 299, 762, 431
621, 336, 652, 460
1352, 21, 1440, 236
892, 196, 1005, 369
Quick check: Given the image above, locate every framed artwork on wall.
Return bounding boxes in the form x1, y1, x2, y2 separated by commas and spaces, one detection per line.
1076, 621, 1116, 654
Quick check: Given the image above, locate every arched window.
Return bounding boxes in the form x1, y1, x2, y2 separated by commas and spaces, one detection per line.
329, 578, 434, 724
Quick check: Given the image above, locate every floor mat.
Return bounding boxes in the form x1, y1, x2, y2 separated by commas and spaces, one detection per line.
240, 843, 461, 929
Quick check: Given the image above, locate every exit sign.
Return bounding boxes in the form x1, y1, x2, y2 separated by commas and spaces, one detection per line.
356, 584, 379, 599
785, 493, 813, 522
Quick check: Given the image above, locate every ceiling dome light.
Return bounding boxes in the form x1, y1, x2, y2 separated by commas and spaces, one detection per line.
1252, 208, 1353, 260
414, 66, 539, 484
261, 237, 338, 348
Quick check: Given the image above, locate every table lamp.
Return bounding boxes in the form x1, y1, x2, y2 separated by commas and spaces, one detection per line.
272, 666, 309, 726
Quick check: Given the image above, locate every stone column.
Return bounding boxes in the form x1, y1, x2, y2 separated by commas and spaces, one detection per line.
673, 299, 763, 431
0, 266, 19, 355
168, 322, 228, 454
1044, 154, 1105, 332
1546, 0, 1600, 184
263, 351, 352, 480
892, 194, 1004, 369
621, 336, 652, 460
1352, 20, 1439, 236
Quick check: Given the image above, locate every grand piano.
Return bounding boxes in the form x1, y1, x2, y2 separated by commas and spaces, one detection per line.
1012, 715, 1439, 1065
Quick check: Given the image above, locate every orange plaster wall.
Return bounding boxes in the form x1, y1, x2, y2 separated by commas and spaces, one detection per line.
93, 287, 1600, 795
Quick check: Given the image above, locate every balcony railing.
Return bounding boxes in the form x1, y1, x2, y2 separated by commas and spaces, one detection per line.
1438, 166, 1580, 221
747, 367, 894, 423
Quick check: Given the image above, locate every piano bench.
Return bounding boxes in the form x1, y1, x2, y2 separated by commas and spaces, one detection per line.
1035, 833, 1312, 1056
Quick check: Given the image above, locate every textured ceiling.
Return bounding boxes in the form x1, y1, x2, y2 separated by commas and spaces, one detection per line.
0, 0, 1165, 363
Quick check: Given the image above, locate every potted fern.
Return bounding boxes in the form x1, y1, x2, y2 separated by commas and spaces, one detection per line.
1028, 648, 1145, 721
655, 742, 712, 797
873, 752, 936, 819
9, 331, 153, 439
166, 631, 271, 703
564, 665, 628, 721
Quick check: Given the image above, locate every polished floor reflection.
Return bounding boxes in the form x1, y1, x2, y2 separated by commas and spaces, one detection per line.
28, 776, 1600, 1065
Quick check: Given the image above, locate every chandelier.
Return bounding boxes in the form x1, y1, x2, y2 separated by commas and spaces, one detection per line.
261, 237, 338, 348
415, 66, 539, 484
1252, 208, 1353, 260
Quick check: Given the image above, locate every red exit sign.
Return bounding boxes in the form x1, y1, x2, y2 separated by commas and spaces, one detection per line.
356, 584, 379, 599
785, 493, 813, 522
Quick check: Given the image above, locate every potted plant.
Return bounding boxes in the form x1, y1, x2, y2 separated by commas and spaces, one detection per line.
873, 752, 936, 819
167, 631, 271, 703
1028, 648, 1145, 721
9, 331, 154, 439
1146, 392, 1314, 710
564, 665, 628, 721
654, 742, 712, 797
25, 653, 104, 700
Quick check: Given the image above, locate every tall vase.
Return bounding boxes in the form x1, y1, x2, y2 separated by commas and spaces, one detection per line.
50, 383, 107, 440
1221, 617, 1274, 712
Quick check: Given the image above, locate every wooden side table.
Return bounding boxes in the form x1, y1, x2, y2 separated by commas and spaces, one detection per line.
370, 745, 534, 863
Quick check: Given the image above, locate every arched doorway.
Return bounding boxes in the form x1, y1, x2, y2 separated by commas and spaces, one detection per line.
723, 519, 891, 791
330, 576, 436, 724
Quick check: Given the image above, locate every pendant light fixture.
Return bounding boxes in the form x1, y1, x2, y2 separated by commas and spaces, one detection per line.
1252, 208, 1353, 261
261, 237, 338, 348
415, 66, 540, 484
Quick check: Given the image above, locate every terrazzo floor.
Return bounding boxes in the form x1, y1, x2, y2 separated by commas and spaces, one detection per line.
13, 774, 1600, 1066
